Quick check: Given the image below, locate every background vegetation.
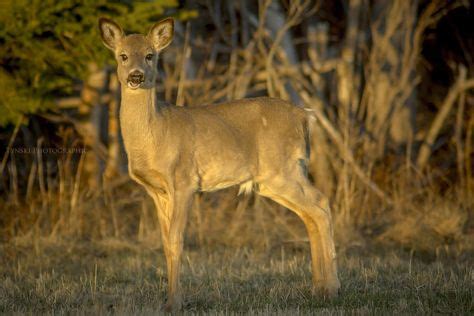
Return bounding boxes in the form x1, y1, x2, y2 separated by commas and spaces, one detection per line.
0, 0, 473, 313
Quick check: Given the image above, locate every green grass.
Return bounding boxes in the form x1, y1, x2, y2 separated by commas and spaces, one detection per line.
1, 239, 472, 314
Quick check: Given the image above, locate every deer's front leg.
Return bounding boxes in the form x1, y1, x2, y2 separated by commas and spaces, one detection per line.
154, 188, 193, 312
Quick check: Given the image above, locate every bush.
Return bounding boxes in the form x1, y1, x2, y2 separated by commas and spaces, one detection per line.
0, 0, 195, 126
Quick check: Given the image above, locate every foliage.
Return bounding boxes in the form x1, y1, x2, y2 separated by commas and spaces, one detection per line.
0, 0, 195, 126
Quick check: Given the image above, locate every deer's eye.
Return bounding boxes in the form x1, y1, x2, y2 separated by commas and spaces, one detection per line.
146, 54, 153, 61
120, 54, 128, 62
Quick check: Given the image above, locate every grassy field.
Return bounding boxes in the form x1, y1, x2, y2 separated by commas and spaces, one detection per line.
1, 238, 472, 315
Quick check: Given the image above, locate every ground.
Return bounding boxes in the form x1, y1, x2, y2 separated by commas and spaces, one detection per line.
1, 238, 472, 315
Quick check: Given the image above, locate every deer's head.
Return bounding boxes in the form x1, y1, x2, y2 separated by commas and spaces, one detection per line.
99, 17, 174, 90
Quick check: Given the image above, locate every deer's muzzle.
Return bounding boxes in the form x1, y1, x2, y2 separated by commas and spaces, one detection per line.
127, 70, 144, 88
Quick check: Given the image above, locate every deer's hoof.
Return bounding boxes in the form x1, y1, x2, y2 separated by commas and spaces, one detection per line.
312, 279, 340, 299
162, 299, 182, 313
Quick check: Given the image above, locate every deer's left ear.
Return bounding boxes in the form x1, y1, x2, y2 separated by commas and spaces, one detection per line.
148, 18, 174, 51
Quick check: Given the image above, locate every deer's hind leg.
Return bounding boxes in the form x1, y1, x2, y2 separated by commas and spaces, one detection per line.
257, 172, 340, 297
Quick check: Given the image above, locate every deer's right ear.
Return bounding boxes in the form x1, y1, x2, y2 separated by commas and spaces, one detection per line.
99, 18, 124, 50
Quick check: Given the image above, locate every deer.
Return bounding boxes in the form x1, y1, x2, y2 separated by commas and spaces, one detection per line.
99, 17, 340, 311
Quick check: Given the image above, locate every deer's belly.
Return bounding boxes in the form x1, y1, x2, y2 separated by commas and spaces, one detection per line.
197, 154, 254, 192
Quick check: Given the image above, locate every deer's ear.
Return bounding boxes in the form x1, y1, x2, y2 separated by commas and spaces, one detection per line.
99, 17, 124, 50
148, 18, 174, 51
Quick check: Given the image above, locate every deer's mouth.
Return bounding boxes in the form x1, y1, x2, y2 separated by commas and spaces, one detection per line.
127, 71, 145, 89
127, 80, 143, 89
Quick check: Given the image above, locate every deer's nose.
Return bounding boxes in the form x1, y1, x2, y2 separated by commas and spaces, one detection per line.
128, 70, 144, 84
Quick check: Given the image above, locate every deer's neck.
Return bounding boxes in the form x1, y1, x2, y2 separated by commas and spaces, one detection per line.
119, 87, 161, 152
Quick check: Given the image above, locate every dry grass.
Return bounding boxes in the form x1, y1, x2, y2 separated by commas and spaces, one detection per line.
1, 238, 472, 314
1, 0, 471, 251
1, 172, 471, 314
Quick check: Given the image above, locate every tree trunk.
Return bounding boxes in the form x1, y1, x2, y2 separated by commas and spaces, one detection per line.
80, 63, 110, 189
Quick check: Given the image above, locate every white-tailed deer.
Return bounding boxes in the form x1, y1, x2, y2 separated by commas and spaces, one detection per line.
99, 17, 340, 311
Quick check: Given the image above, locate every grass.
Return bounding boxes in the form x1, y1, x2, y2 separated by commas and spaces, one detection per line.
1, 238, 472, 314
